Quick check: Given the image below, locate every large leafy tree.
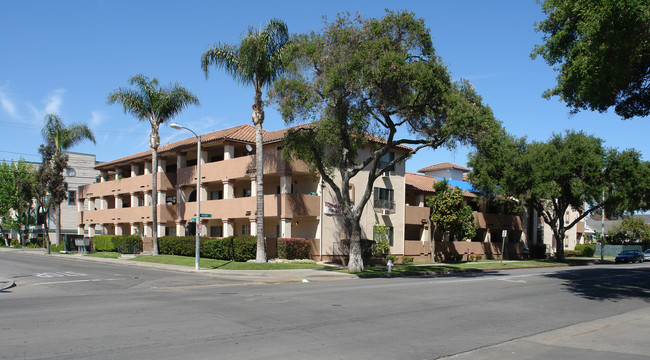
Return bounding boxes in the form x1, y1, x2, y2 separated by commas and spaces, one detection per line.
608, 217, 650, 245
269, 11, 501, 271
426, 179, 477, 261
108, 75, 199, 255
532, 0, 650, 119
201, 19, 290, 263
0, 160, 36, 246
469, 130, 650, 261
34, 143, 68, 254
41, 113, 95, 245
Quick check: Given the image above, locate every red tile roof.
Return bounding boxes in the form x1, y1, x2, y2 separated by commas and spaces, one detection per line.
405, 172, 476, 198
418, 162, 470, 173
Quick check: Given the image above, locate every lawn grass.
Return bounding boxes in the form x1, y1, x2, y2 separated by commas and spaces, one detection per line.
85, 251, 120, 259
131, 254, 332, 270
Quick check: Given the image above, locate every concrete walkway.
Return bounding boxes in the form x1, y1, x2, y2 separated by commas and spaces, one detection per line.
0, 247, 358, 284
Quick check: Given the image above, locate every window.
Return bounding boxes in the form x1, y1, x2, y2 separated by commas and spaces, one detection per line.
165, 226, 176, 236
209, 190, 223, 200
242, 188, 251, 197
373, 187, 395, 209
166, 196, 176, 205
378, 151, 395, 172
373, 225, 394, 246
241, 224, 251, 235
210, 226, 223, 238
67, 190, 76, 206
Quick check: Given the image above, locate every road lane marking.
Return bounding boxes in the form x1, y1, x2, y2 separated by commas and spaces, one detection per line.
36, 271, 87, 278
32, 278, 124, 286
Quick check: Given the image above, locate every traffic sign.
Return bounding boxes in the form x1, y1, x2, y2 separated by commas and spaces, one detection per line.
199, 213, 212, 218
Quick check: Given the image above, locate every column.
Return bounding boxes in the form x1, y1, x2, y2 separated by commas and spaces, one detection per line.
176, 152, 187, 170
115, 168, 121, 180
157, 223, 165, 237
223, 219, 233, 237
89, 224, 96, 238
157, 190, 166, 205
280, 218, 292, 238
144, 191, 152, 206
176, 186, 185, 206
144, 222, 153, 237
250, 218, 257, 236
144, 162, 152, 175
100, 196, 107, 210
416, 194, 425, 207
198, 220, 207, 237
115, 195, 123, 209
100, 171, 107, 182
130, 193, 138, 207
130, 223, 138, 235
77, 225, 84, 235
223, 180, 234, 199
224, 144, 235, 160
131, 163, 139, 177
114, 223, 123, 235
280, 175, 292, 194
157, 158, 166, 173
176, 221, 185, 237
200, 184, 208, 202
250, 175, 257, 197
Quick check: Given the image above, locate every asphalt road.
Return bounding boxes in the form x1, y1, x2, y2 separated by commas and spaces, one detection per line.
1, 251, 649, 360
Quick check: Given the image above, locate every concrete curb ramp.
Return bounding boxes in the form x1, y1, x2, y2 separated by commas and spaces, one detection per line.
0, 279, 15, 291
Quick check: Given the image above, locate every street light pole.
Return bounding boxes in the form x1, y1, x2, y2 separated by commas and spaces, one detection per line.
170, 123, 201, 270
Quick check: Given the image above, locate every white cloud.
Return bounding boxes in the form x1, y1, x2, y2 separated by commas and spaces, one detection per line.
44, 88, 65, 114
90, 111, 105, 127
0, 90, 18, 118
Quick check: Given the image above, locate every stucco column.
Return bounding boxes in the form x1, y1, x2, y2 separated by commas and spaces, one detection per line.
176, 221, 185, 237
280, 218, 292, 238
144, 162, 152, 175
250, 218, 257, 236
416, 194, 425, 207
176, 186, 185, 206
176, 152, 187, 169
157, 190, 166, 206
115, 168, 121, 180
200, 184, 208, 202
223, 180, 234, 200
77, 198, 83, 212
77, 225, 84, 236
250, 175, 257, 197
130, 193, 138, 208
224, 144, 235, 160
223, 219, 233, 237
100, 171, 107, 182
100, 197, 107, 210
198, 220, 207, 237
130, 223, 138, 235
131, 163, 139, 177
280, 175, 292, 194
144, 222, 152, 237
157, 223, 165, 237
144, 191, 152, 207
157, 158, 166, 173
89, 224, 96, 238
115, 195, 123, 209
114, 223, 123, 235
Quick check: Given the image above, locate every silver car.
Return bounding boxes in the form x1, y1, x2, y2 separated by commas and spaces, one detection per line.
644, 249, 650, 261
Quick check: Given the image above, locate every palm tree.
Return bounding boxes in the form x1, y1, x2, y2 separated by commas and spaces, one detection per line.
201, 19, 290, 262
108, 74, 199, 255
41, 113, 96, 248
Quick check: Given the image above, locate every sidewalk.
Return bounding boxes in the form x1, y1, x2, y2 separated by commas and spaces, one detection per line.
0, 247, 358, 284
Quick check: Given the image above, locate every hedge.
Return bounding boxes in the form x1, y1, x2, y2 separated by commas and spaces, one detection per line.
575, 244, 596, 257
93, 235, 117, 252
113, 235, 143, 254
277, 238, 311, 260
159, 235, 257, 262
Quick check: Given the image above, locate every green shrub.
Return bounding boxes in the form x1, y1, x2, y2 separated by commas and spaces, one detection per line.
111, 235, 142, 254
26, 242, 41, 248
51, 243, 64, 253
386, 254, 397, 262
93, 235, 117, 252
201, 237, 235, 260
159, 236, 197, 256
277, 238, 311, 260
233, 235, 257, 262
530, 243, 547, 259
401, 256, 414, 264
575, 244, 596, 257
564, 250, 582, 257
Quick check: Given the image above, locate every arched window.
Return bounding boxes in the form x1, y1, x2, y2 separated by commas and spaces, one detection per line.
188, 190, 196, 202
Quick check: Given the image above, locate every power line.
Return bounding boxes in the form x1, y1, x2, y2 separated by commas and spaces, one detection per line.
0, 150, 39, 158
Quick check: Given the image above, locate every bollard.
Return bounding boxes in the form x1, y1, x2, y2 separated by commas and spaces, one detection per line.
387, 259, 393, 274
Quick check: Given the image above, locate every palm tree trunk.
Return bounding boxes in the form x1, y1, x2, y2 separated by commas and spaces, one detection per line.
255, 121, 266, 262
151, 147, 159, 255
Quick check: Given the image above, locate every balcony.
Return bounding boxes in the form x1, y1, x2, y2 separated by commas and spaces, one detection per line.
79, 173, 176, 199
80, 205, 177, 225
176, 194, 320, 221
373, 199, 395, 214
405, 206, 430, 225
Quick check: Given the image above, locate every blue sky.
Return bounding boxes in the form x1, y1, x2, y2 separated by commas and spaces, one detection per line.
1, 0, 648, 174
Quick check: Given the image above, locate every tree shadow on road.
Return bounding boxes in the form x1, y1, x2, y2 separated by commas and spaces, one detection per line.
543, 265, 650, 302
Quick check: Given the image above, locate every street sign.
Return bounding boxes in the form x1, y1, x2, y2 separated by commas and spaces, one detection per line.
190, 218, 196, 222
199, 213, 212, 218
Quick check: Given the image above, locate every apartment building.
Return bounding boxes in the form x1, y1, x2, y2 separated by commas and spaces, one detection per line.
77, 124, 584, 260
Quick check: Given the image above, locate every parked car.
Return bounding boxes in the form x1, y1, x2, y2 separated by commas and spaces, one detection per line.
614, 250, 644, 263
644, 249, 650, 261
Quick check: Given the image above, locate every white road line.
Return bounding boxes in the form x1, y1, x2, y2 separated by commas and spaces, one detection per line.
32, 278, 124, 286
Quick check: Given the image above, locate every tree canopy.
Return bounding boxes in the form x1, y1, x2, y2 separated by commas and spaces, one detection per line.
532, 0, 650, 119
269, 10, 501, 271
469, 130, 650, 260
0, 159, 36, 246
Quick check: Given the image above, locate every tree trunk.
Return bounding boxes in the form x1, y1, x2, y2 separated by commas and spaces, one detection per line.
55, 204, 61, 247
347, 220, 364, 271
554, 229, 565, 261
429, 222, 438, 262
151, 147, 159, 256
254, 121, 266, 262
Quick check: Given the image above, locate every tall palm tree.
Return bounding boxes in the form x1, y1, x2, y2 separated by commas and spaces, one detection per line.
108, 74, 199, 255
201, 19, 290, 262
41, 113, 96, 247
